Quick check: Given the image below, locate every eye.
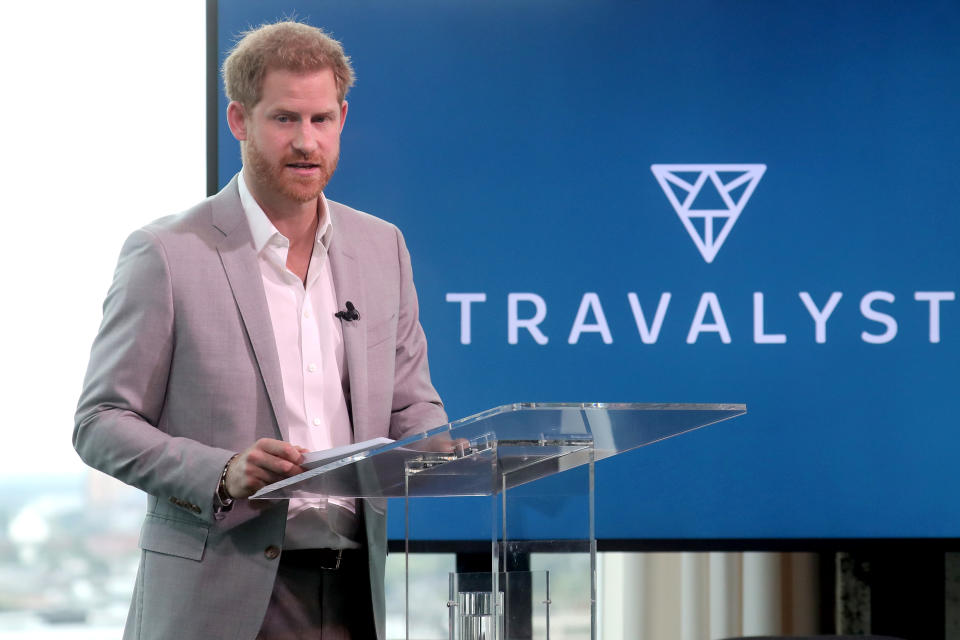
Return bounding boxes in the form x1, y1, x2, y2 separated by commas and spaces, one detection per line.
275, 115, 291, 124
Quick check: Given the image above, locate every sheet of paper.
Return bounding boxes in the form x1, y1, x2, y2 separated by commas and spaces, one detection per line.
299, 437, 394, 470
250, 437, 396, 500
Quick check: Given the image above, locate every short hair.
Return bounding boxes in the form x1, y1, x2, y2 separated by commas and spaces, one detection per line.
222, 21, 355, 108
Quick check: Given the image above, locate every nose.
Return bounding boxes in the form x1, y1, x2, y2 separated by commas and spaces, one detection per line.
292, 121, 318, 156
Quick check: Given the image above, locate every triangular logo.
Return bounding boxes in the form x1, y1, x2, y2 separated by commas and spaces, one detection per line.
650, 164, 766, 263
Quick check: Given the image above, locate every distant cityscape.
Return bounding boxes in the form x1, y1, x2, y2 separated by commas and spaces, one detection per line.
0, 473, 584, 639
0, 471, 141, 637
0, 472, 451, 639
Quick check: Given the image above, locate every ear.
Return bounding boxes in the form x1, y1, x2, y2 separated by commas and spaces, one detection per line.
339, 100, 349, 133
226, 101, 248, 141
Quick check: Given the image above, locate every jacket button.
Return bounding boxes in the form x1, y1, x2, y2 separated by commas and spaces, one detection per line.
264, 545, 281, 560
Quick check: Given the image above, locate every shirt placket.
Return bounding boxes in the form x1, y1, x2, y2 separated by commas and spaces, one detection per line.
301, 247, 330, 450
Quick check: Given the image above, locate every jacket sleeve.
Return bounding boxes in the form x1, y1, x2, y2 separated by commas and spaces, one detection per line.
73, 228, 235, 524
387, 228, 448, 440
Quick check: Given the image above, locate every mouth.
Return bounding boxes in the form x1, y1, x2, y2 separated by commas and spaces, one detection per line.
284, 162, 323, 180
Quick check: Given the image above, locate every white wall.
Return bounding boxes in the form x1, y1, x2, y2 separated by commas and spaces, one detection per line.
0, 1, 206, 479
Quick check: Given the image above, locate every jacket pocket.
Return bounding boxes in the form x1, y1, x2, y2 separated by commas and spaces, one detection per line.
138, 513, 209, 561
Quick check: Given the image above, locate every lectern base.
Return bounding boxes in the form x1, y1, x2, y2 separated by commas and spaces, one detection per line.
449, 571, 549, 640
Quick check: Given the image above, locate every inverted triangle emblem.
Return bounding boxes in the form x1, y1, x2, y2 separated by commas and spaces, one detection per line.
651, 164, 766, 263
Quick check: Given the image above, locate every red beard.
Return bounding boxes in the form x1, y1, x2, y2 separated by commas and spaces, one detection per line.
244, 138, 338, 204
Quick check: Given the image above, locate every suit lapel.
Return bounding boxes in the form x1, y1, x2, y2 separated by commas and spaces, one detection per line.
211, 178, 289, 441
328, 202, 369, 441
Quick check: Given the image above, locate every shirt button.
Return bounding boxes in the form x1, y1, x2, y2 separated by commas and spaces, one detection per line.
313, 417, 322, 426
308, 363, 317, 373
304, 310, 311, 318
264, 545, 281, 560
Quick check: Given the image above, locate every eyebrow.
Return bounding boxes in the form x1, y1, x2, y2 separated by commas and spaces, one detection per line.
270, 108, 338, 119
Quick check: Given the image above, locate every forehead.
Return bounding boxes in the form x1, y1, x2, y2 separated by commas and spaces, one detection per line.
257, 67, 339, 109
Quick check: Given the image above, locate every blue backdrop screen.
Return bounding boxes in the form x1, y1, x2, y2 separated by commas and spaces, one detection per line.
214, 0, 960, 541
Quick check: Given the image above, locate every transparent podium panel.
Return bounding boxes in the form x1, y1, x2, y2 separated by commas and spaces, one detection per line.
498, 463, 595, 640
253, 403, 746, 640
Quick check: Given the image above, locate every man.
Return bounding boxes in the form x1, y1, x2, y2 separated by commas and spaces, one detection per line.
74, 21, 447, 640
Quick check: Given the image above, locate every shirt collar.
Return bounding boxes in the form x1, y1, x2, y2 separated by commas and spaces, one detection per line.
238, 170, 333, 255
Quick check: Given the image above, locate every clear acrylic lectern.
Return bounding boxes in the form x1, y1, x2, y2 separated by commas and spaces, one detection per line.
255, 402, 746, 640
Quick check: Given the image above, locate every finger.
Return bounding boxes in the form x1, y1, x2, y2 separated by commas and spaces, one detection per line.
241, 465, 293, 496
430, 436, 470, 454
247, 451, 296, 475
247, 464, 276, 486
248, 449, 304, 477
257, 461, 305, 478
256, 438, 304, 463
228, 461, 302, 499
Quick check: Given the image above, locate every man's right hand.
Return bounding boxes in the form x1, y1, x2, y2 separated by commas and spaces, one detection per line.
224, 438, 307, 499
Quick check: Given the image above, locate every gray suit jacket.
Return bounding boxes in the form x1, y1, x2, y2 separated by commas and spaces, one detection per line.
74, 177, 447, 640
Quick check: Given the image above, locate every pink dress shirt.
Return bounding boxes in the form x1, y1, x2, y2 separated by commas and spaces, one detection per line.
239, 171, 360, 550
